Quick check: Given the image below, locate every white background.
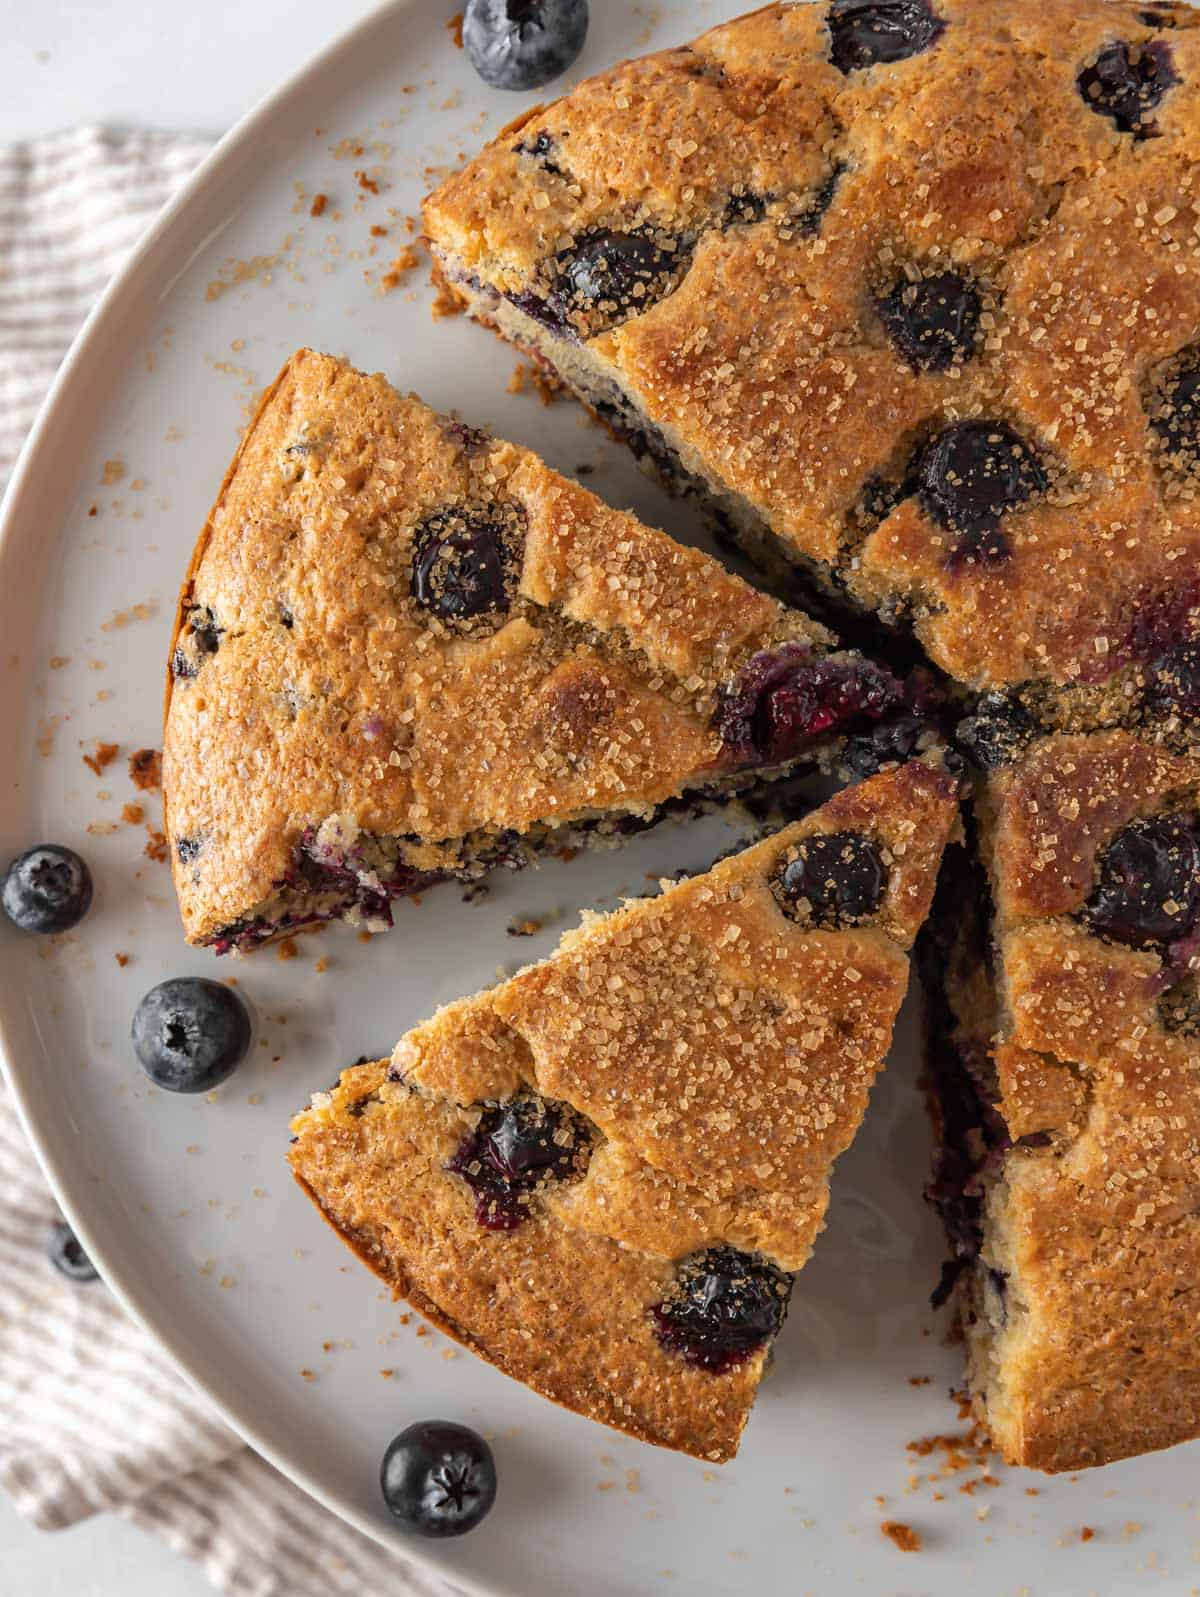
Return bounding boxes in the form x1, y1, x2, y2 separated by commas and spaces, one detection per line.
1, 2, 379, 1590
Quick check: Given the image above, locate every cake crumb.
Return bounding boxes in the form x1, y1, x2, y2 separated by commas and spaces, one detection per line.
380, 1368, 394, 1379
355, 170, 380, 195
144, 828, 169, 863
83, 740, 119, 776
507, 916, 542, 938
49, 655, 70, 669
881, 1520, 922, 1552
277, 937, 299, 961
102, 458, 125, 486
121, 802, 144, 825
115, 952, 130, 967
1080, 1526, 1097, 1542
447, 11, 464, 47
380, 245, 422, 293
129, 748, 162, 789
300, 1368, 317, 1383
310, 192, 328, 218
431, 276, 464, 319
314, 957, 329, 973
908, 1375, 932, 1387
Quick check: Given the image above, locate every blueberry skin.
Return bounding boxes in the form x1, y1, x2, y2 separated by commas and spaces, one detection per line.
463, 0, 588, 92
380, 1421, 497, 1538
2, 845, 93, 934
131, 977, 252, 1093
46, 1220, 99, 1283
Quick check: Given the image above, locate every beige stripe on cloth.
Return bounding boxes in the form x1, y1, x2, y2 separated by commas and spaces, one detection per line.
0, 125, 459, 1597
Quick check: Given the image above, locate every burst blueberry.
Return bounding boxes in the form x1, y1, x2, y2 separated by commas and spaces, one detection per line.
828, 0, 946, 74
1143, 639, 1200, 720
380, 1421, 497, 1538
548, 228, 686, 332
131, 977, 252, 1092
716, 646, 907, 768
915, 420, 1046, 567
2, 844, 93, 934
772, 831, 887, 927
446, 1095, 591, 1230
1077, 40, 1177, 135
651, 1248, 791, 1373
1083, 814, 1200, 948
877, 270, 983, 372
1149, 346, 1200, 472
956, 693, 1040, 769
411, 505, 520, 623
463, 0, 588, 92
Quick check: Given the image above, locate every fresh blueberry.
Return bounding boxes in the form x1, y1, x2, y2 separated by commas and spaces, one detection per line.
46, 1221, 99, 1283
915, 420, 1046, 566
411, 505, 521, 623
1077, 40, 1177, 135
651, 1248, 791, 1373
956, 692, 1040, 769
772, 831, 887, 927
2, 845, 93, 934
1149, 346, 1200, 472
131, 977, 252, 1092
876, 270, 983, 372
828, 0, 946, 74
1083, 814, 1200, 948
446, 1095, 592, 1230
1143, 639, 1200, 720
463, 0, 588, 92
381, 1420, 497, 1538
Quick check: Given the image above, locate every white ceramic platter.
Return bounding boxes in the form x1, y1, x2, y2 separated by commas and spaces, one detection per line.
3, 3, 1199, 1592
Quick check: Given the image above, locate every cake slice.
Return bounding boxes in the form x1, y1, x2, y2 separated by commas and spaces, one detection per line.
289, 758, 959, 1461
163, 349, 938, 953
923, 726, 1200, 1470
425, 0, 1200, 704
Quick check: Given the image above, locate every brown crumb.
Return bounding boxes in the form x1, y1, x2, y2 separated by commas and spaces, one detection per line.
277, 937, 299, 961
447, 11, 464, 47
129, 748, 162, 789
431, 276, 464, 320
49, 655, 70, 670
380, 1368, 395, 1379
114, 952, 130, 968
881, 1521, 922, 1553
144, 828, 169, 863
557, 846, 580, 863
357, 930, 373, 943
1025, 1487, 1040, 1497
355, 170, 379, 195
299, 1368, 317, 1383
370, 223, 389, 237
314, 957, 329, 973
908, 1375, 932, 1387
87, 504, 98, 517
415, 1324, 429, 1337
101, 458, 125, 486
507, 361, 530, 395
83, 740, 119, 776
507, 917, 542, 938
1080, 1526, 1097, 1542
310, 192, 328, 218
380, 244, 422, 293
121, 802, 145, 825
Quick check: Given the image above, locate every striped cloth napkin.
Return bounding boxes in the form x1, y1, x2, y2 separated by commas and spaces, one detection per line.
0, 125, 456, 1597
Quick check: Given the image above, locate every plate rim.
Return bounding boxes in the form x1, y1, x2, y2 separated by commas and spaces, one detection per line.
0, 2, 510, 1588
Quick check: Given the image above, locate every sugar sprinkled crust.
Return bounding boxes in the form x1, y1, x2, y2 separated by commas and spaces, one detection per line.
289, 759, 958, 1461
161, 348, 898, 952
935, 729, 1200, 1471
425, 0, 1200, 694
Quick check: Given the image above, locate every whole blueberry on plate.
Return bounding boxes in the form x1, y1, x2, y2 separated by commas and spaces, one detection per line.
380, 1420, 497, 1537
2, 844, 93, 934
131, 977, 252, 1092
463, 0, 588, 91
46, 1220, 99, 1283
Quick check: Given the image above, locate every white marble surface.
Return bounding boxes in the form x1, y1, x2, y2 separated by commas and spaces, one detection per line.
0, 3, 381, 1590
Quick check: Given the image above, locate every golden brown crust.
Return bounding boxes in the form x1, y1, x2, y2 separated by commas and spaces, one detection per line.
163, 349, 830, 946
425, 0, 1200, 692
289, 762, 958, 1459
975, 730, 1200, 1470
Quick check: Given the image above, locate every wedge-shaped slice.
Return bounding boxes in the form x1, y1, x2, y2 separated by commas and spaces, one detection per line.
923, 728, 1200, 1471
164, 348, 937, 953
425, 0, 1200, 707
289, 759, 958, 1460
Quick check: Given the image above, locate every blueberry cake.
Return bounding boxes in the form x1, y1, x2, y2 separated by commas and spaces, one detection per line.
424, 0, 1200, 704
926, 727, 1200, 1469
164, 349, 937, 953
289, 759, 959, 1460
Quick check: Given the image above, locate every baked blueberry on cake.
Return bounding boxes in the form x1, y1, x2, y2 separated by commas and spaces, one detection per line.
289, 759, 958, 1460
424, 0, 1200, 707
924, 728, 1200, 1470
163, 349, 937, 953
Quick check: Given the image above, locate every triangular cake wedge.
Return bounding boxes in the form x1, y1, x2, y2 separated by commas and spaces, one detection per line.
289, 758, 959, 1461
425, 0, 1200, 712
923, 727, 1200, 1470
164, 348, 937, 952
